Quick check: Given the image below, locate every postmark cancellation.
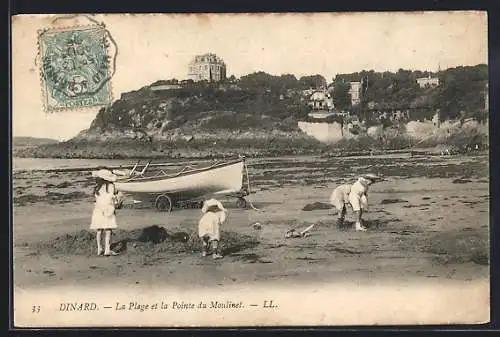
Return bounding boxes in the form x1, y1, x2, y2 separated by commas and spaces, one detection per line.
37, 22, 115, 112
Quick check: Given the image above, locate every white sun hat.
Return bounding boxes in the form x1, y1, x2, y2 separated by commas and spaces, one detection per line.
92, 169, 117, 182
363, 173, 380, 180
113, 169, 132, 177
202, 198, 226, 213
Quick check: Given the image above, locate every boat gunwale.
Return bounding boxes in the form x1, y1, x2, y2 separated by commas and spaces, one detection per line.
116, 158, 245, 184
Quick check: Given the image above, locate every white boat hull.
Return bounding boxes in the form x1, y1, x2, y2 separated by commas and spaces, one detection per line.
115, 160, 245, 198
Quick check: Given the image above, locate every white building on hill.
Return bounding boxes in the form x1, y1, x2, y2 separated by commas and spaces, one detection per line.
348, 81, 362, 106
308, 90, 334, 111
188, 53, 227, 82
417, 75, 440, 88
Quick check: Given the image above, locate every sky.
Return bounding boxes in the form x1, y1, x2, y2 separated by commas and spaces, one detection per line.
12, 11, 488, 141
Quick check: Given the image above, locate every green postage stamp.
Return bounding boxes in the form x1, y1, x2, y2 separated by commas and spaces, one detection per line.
38, 24, 114, 112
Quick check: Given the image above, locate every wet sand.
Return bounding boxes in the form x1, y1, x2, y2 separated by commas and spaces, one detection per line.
13, 154, 489, 290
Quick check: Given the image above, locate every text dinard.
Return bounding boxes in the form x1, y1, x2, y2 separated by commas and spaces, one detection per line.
58, 301, 245, 312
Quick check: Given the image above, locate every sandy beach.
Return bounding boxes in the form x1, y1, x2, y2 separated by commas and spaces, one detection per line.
11, 153, 491, 326
13, 153, 489, 290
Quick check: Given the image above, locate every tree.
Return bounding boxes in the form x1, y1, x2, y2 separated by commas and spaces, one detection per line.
237, 72, 301, 94
437, 64, 488, 120
227, 75, 238, 83
331, 81, 351, 110
278, 74, 299, 91
298, 75, 327, 89
238, 72, 275, 92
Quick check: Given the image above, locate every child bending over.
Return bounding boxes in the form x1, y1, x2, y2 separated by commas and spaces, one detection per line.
330, 173, 381, 231
198, 198, 227, 260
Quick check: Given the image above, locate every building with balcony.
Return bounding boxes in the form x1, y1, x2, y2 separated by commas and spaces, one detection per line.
416, 75, 440, 88
308, 90, 334, 111
187, 53, 227, 82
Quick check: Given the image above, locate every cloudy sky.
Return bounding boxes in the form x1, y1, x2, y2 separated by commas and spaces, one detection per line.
12, 11, 488, 140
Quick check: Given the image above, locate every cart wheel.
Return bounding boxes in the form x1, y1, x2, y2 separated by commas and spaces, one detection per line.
236, 197, 247, 209
116, 201, 124, 209
241, 187, 250, 196
155, 194, 173, 212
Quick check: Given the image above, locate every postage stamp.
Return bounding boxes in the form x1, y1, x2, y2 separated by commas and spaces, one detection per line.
37, 24, 114, 112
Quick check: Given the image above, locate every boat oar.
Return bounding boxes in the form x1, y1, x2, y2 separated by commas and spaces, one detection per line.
129, 161, 140, 176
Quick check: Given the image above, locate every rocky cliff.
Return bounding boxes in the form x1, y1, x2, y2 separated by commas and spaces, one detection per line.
81, 83, 314, 139
19, 83, 325, 159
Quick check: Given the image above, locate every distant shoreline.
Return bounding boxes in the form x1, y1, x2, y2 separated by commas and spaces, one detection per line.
11, 141, 401, 160
13, 147, 487, 163
13, 121, 489, 161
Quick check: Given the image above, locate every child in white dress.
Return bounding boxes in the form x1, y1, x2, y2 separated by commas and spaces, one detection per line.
90, 169, 120, 256
329, 183, 353, 227
329, 174, 380, 231
198, 198, 227, 260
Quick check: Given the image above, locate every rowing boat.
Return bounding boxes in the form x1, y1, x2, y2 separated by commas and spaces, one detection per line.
114, 157, 248, 212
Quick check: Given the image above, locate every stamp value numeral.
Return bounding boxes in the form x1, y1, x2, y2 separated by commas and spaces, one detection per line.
38, 25, 114, 112
31, 305, 41, 313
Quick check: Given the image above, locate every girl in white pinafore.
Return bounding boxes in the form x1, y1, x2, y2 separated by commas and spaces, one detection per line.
90, 169, 120, 256
198, 198, 227, 260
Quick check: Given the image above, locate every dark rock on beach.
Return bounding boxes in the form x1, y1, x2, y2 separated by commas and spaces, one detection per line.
380, 199, 408, 204
452, 178, 473, 184
302, 202, 333, 211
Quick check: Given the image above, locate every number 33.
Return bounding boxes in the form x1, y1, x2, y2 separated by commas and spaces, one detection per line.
32, 305, 40, 313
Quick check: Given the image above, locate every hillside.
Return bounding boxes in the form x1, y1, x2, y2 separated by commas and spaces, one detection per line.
333, 64, 488, 121
16, 83, 324, 159
13, 136, 59, 147
15, 65, 489, 159
83, 84, 310, 137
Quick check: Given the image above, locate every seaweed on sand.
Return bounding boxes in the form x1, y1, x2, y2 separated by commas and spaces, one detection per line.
20, 225, 260, 257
